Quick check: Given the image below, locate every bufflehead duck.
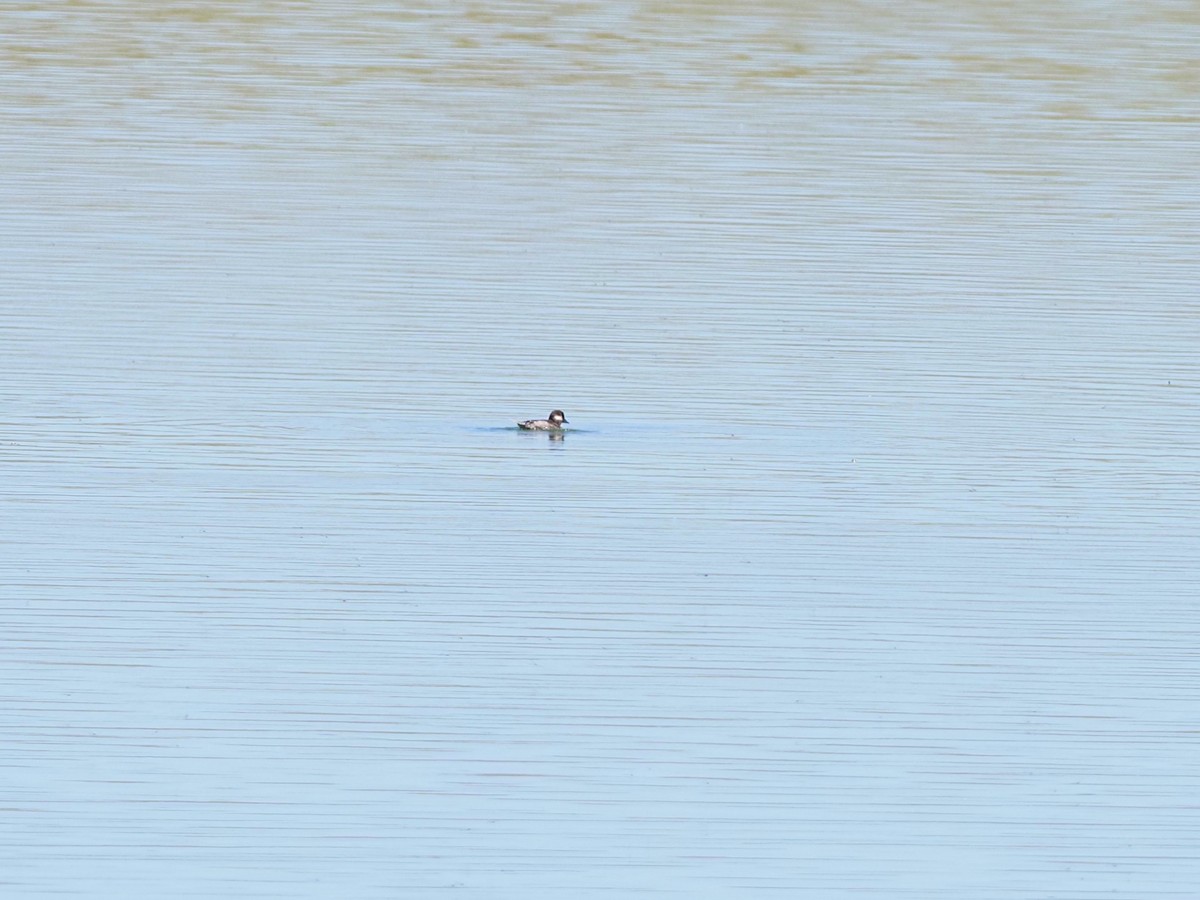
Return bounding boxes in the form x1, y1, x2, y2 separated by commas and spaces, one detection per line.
517, 410, 569, 430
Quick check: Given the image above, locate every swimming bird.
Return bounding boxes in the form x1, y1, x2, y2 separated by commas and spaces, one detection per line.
517, 410, 569, 430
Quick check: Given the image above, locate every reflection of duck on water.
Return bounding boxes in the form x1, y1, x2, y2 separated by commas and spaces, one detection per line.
517, 410, 568, 431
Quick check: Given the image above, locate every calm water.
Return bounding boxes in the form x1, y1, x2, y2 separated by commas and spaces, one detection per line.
3, 2, 1198, 898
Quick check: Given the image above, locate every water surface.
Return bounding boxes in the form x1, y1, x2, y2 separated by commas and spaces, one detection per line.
2, 2, 1198, 897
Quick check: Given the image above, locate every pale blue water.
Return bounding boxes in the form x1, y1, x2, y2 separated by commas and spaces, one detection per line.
2, 2, 1199, 898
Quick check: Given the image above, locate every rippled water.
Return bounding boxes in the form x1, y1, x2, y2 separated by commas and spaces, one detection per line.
3, 2, 1198, 897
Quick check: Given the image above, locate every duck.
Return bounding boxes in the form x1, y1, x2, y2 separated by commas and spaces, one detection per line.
517, 410, 569, 430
